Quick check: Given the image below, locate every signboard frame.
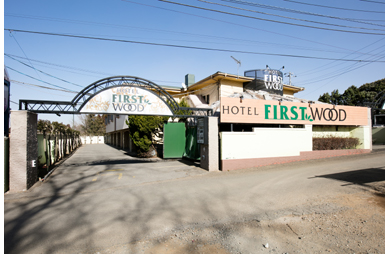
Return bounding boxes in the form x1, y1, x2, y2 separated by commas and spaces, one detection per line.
220, 97, 369, 126
79, 85, 174, 116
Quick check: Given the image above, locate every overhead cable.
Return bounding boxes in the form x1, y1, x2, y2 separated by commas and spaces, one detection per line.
297, 53, 383, 87
280, 0, 384, 13
10, 80, 79, 94
4, 29, 384, 63
221, 0, 384, 26
301, 56, 384, 96
121, 0, 378, 54
5, 52, 115, 76
157, 0, 384, 35
7, 14, 379, 56
6, 66, 77, 92
5, 54, 84, 88
8, 30, 43, 79
199, 0, 384, 30
299, 37, 384, 76
359, 0, 385, 4
298, 48, 384, 84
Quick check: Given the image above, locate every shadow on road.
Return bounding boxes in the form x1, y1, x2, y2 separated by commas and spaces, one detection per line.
4, 145, 214, 254
311, 167, 385, 187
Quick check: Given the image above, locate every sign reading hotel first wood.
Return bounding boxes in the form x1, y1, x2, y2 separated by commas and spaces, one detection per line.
220, 97, 369, 126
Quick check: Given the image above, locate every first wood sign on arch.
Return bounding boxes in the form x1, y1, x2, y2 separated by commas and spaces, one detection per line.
18, 76, 212, 118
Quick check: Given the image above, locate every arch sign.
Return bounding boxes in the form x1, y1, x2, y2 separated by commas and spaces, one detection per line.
19, 76, 211, 117
80, 86, 174, 116
220, 97, 369, 126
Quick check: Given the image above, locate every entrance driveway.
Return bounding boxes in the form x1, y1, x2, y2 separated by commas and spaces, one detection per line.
5, 144, 206, 200
4, 145, 384, 254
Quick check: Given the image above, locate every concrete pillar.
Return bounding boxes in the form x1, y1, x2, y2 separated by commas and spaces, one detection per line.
350, 108, 373, 150
200, 117, 219, 171
9, 111, 38, 192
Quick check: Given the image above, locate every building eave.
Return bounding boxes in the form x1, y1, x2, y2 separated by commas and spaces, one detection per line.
283, 84, 305, 92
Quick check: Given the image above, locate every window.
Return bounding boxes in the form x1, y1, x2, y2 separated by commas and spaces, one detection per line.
202, 95, 210, 104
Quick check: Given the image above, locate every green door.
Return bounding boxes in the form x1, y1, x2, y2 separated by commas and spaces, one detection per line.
163, 122, 186, 158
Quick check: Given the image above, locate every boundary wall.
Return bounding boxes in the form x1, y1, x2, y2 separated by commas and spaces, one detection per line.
37, 134, 81, 168
221, 149, 371, 171
220, 123, 371, 171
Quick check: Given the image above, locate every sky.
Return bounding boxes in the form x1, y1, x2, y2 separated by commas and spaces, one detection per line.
3, 0, 386, 126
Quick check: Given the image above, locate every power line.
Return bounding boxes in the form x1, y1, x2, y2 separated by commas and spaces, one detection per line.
221, 0, 384, 26
5, 54, 84, 88
7, 13, 382, 56
5, 53, 183, 85
158, 0, 384, 35
300, 55, 383, 97
5, 53, 116, 76
6, 66, 77, 92
296, 53, 383, 89
360, 0, 385, 4
8, 30, 43, 79
199, 0, 384, 31
280, 0, 384, 14
4, 29, 384, 63
299, 37, 384, 76
122, 0, 380, 55
298, 49, 384, 85
10, 79, 79, 94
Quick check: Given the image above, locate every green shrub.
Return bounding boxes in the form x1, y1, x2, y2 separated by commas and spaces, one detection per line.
126, 115, 164, 155
313, 136, 360, 150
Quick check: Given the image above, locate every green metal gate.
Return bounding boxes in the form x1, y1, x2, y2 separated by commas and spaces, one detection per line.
183, 126, 200, 160
163, 122, 186, 158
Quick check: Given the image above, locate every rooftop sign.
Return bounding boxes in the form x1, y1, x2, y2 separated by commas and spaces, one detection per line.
80, 86, 174, 116
220, 97, 369, 126
244, 69, 284, 96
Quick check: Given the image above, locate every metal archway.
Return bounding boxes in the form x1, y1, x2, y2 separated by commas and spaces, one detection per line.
19, 76, 211, 117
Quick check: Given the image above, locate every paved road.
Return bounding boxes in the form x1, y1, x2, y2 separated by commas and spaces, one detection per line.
4, 144, 385, 254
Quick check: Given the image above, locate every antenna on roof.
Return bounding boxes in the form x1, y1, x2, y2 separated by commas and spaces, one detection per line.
284, 72, 297, 86
231, 56, 241, 78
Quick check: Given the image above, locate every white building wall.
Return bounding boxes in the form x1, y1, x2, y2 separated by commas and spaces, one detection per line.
220, 80, 243, 98
220, 125, 313, 160
80, 136, 105, 144
106, 115, 129, 133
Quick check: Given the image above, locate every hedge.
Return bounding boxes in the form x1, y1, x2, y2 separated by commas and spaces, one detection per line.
313, 136, 360, 150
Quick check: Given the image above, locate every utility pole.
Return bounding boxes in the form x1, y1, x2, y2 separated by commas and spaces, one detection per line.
284, 72, 297, 86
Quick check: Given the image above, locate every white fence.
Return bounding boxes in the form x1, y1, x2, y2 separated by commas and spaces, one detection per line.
80, 136, 105, 144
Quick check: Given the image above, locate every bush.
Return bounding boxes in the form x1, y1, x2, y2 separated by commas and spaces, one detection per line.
313, 136, 360, 150
126, 115, 164, 156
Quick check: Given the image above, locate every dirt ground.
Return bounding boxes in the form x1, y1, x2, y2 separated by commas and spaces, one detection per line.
96, 181, 384, 254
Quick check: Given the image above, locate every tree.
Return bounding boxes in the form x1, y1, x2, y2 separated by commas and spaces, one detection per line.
318, 89, 343, 105
76, 114, 106, 136
37, 120, 52, 135
126, 115, 164, 154
342, 85, 361, 106
318, 78, 385, 107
